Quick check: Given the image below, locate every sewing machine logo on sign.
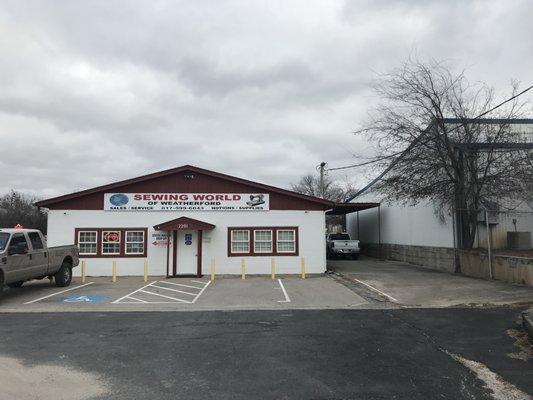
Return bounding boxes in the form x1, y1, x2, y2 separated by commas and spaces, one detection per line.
246, 194, 265, 207
184, 233, 193, 245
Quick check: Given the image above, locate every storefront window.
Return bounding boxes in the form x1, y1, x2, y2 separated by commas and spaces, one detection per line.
126, 231, 145, 254
254, 230, 272, 253
78, 231, 97, 255
228, 227, 298, 256
231, 230, 250, 253
102, 231, 121, 254
276, 230, 296, 253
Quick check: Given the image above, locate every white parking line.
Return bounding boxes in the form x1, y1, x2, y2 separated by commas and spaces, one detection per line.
277, 279, 291, 303
158, 281, 203, 290
23, 282, 94, 304
112, 279, 210, 304
150, 284, 196, 296
112, 282, 155, 304
191, 280, 211, 303
351, 277, 399, 303
138, 289, 190, 303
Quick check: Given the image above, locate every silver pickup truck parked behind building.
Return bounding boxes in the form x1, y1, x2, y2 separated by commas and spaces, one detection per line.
0, 228, 79, 294
326, 233, 360, 260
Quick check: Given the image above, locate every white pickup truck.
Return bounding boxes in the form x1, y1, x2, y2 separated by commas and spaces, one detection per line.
0, 228, 79, 294
326, 233, 360, 260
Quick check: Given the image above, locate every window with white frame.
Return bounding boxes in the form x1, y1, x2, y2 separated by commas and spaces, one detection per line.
276, 229, 296, 253
125, 231, 144, 255
102, 231, 121, 254
254, 230, 272, 253
231, 230, 250, 253
78, 231, 97, 255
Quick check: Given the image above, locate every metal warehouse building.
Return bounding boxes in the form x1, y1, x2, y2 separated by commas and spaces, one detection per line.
36, 165, 369, 277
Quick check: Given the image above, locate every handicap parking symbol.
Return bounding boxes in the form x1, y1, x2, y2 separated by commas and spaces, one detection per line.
63, 295, 105, 303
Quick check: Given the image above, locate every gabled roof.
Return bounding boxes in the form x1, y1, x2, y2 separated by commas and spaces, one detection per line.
35, 165, 334, 208
154, 216, 216, 231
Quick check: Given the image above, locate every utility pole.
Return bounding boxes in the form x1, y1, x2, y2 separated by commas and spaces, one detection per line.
318, 162, 327, 198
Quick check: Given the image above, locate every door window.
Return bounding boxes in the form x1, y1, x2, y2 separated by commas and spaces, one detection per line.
28, 232, 44, 250
9, 233, 29, 254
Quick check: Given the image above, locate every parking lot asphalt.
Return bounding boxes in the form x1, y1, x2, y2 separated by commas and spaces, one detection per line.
329, 257, 533, 307
0, 275, 368, 312
0, 307, 531, 400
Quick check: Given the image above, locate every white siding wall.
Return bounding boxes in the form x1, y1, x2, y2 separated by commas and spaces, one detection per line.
48, 210, 326, 276
346, 196, 454, 248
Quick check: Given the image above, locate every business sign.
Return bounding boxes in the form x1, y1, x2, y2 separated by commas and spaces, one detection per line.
151, 232, 171, 247
104, 193, 269, 211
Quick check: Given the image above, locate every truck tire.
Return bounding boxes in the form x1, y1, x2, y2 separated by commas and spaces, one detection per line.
55, 262, 72, 287
7, 281, 24, 288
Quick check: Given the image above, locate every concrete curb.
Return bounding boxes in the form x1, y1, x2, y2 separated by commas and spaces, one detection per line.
522, 308, 533, 342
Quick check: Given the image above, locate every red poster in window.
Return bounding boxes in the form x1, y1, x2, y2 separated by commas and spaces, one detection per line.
104, 231, 120, 242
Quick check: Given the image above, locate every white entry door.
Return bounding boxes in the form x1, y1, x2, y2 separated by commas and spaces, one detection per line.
176, 230, 197, 275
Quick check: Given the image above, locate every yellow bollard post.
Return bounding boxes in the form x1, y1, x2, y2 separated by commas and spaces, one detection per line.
271, 258, 276, 280
143, 260, 148, 282
241, 259, 246, 280
112, 260, 117, 283
301, 257, 306, 279
81, 260, 86, 283
210, 257, 216, 281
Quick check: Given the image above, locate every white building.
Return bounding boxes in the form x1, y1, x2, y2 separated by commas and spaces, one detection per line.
346, 119, 533, 273
36, 165, 341, 277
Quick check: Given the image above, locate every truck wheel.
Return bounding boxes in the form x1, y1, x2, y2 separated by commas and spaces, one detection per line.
7, 281, 24, 288
55, 262, 72, 287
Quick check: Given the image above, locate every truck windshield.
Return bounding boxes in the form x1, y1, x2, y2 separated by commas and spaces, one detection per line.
0, 233, 9, 251
329, 234, 350, 240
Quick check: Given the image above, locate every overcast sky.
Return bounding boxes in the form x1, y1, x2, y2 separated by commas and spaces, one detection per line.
1, 0, 532, 198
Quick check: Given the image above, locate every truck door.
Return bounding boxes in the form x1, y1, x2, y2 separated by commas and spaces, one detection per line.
27, 231, 48, 276
5, 233, 31, 283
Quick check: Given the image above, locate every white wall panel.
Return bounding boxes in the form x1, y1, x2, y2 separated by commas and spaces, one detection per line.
47, 210, 326, 276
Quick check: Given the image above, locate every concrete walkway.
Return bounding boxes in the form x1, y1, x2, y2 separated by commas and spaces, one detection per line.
329, 257, 533, 307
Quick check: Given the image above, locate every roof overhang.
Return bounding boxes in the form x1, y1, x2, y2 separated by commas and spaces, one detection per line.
326, 202, 380, 215
154, 216, 216, 231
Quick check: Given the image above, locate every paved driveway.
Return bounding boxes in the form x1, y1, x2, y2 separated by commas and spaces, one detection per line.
329, 257, 533, 307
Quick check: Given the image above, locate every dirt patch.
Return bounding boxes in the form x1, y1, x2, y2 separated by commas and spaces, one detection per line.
507, 328, 533, 361
447, 352, 532, 400
0, 356, 109, 400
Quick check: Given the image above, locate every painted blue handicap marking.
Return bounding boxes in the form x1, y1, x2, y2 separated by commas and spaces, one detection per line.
63, 295, 105, 303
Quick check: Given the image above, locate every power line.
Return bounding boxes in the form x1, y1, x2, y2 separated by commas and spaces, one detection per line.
342, 84, 533, 203
329, 84, 533, 173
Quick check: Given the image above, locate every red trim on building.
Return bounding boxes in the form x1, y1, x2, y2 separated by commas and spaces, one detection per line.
35, 165, 334, 211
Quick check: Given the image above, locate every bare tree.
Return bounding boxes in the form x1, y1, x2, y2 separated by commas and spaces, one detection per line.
291, 174, 358, 202
0, 190, 47, 233
358, 58, 532, 249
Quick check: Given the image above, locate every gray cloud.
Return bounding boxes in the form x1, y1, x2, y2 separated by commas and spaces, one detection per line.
0, 0, 532, 198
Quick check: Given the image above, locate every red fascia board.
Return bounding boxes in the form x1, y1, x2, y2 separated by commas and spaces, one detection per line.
35, 165, 334, 209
